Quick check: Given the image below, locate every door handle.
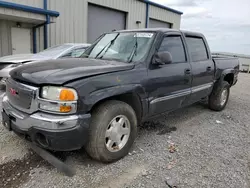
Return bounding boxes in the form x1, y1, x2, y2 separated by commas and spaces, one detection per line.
184, 69, 191, 75
207, 66, 212, 71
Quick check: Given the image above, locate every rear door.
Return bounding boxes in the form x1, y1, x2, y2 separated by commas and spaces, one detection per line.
184, 35, 214, 104
147, 32, 192, 115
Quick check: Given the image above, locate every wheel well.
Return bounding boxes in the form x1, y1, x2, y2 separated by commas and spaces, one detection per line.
224, 73, 234, 86
90, 93, 143, 123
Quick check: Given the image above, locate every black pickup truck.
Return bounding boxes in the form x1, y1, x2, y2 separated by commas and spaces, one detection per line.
2, 29, 239, 162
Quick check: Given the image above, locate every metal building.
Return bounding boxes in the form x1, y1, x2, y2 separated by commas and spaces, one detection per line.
0, 0, 182, 57
213, 52, 250, 72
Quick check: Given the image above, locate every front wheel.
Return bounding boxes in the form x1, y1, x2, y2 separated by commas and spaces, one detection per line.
85, 100, 137, 163
209, 81, 230, 111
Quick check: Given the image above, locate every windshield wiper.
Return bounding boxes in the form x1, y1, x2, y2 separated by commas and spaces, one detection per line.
127, 34, 138, 63
95, 33, 120, 59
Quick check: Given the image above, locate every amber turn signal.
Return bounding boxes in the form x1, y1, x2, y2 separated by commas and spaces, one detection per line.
60, 105, 72, 113
59, 89, 76, 101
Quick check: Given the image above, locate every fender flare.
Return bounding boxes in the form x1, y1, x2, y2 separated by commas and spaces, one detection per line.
218, 69, 235, 83
84, 84, 147, 112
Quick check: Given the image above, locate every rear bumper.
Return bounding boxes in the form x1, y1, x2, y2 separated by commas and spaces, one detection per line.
2, 95, 91, 151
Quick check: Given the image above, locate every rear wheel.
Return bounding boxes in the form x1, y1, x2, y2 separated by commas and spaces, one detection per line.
85, 100, 137, 163
209, 81, 230, 111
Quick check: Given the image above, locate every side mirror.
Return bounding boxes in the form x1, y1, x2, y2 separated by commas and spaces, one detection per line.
153, 51, 173, 65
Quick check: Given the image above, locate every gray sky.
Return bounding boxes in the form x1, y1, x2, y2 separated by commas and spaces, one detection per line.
151, 0, 250, 55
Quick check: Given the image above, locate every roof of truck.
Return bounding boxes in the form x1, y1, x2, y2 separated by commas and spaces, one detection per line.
114, 28, 204, 37
115, 28, 178, 33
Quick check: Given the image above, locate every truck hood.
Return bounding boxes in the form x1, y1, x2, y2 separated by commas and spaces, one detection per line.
0, 54, 53, 64
10, 58, 134, 85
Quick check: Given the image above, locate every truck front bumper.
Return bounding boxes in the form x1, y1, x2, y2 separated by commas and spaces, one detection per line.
2, 95, 91, 151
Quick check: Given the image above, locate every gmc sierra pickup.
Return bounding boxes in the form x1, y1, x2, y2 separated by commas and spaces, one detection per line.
2, 29, 239, 162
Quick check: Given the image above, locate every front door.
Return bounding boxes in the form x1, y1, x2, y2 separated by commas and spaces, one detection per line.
11, 27, 31, 55
147, 33, 192, 116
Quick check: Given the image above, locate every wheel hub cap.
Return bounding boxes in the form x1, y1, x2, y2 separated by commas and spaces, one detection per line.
220, 89, 228, 106
105, 115, 131, 152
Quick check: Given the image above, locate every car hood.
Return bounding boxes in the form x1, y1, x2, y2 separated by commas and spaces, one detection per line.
0, 54, 52, 63
10, 58, 134, 85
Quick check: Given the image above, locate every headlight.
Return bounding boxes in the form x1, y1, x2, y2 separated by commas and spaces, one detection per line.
39, 86, 78, 113
41, 86, 78, 101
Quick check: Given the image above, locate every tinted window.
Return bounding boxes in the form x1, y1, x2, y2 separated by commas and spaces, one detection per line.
186, 37, 208, 61
158, 36, 186, 63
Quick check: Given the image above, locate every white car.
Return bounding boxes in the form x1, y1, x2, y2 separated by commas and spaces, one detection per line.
0, 43, 91, 86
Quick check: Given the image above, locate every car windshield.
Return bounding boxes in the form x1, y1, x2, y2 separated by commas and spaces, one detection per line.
82, 32, 155, 62
59, 47, 89, 58
71, 47, 89, 57
37, 44, 73, 57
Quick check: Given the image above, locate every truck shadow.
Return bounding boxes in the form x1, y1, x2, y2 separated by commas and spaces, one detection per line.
51, 103, 211, 165
139, 102, 209, 135
0, 102, 211, 181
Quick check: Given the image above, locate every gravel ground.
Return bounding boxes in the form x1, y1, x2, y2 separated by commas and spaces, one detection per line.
0, 73, 250, 188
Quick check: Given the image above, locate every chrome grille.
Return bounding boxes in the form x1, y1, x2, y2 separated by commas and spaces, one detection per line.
6, 78, 38, 114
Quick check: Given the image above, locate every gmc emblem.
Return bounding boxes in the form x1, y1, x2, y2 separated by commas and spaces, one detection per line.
10, 88, 18, 96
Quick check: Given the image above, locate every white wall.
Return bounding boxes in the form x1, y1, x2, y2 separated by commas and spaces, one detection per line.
149, 5, 181, 29
0, 20, 11, 57
0, 20, 33, 57
48, 0, 148, 46
48, 0, 181, 46
0, 0, 182, 55
4, 0, 43, 8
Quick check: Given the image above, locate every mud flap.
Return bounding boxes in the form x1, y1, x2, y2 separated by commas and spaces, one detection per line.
30, 143, 76, 177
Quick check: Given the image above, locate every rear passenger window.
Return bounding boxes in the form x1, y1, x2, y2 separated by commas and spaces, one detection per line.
186, 37, 208, 61
158, 36, 186, 63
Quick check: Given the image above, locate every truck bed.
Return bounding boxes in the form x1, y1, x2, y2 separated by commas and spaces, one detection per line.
212, 56, 240, 80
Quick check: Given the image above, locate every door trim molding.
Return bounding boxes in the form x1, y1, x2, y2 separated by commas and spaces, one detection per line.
150, 82, 213, 104
192, 83, 213, 93
150, 90, 191, 104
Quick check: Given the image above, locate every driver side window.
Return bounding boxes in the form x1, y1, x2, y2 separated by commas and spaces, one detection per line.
159, 36, 187, 63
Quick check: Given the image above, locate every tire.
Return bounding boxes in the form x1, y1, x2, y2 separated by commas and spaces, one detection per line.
85, 100, 137, 163
209, 81, 230, 111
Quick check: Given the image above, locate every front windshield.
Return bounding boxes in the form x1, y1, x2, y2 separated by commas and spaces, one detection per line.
37, 44, 73, 57
82, 32, 155, 62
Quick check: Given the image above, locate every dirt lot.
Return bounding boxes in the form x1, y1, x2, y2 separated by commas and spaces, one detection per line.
0, 73, 250, 188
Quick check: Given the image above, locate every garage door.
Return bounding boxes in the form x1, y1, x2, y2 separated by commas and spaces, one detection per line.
88, 4, 126, 43
149, 18, 171, 28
